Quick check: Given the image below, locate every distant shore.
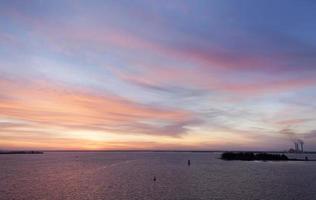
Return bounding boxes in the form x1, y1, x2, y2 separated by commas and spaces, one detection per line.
43, 150, 316, 154
0, 151, 43, 154
1, 150, 316, 154
221, 152, 316, 161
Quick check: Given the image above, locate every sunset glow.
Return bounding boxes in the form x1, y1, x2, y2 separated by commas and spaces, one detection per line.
1, 0, 316, 150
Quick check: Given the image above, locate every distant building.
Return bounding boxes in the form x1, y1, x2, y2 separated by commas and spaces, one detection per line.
289, 141, 304, 153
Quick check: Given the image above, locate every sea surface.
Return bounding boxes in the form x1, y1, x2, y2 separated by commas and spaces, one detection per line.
1, 152, 316, 200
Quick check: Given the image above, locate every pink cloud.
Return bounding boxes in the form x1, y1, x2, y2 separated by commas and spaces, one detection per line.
0, 78, 199, 137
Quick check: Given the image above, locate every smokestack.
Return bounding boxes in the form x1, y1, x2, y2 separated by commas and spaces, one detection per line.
300, 141, 304, 153
295, 142, 299, 152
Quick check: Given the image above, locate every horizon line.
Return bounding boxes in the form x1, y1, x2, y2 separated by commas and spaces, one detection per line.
2, 149, 316, 153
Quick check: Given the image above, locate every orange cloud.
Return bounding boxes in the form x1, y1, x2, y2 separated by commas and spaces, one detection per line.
0, 78, 198, 137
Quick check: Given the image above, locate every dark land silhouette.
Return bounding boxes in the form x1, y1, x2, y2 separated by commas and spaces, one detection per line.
221, 152, 315, 161
0, 151, 43, 154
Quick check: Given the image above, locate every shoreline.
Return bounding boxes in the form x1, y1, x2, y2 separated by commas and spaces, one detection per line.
0, 151, 43, 154
1, 150, 316, 154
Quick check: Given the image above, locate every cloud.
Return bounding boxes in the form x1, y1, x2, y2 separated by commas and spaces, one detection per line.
3, 4, 316, 99
303, 130, 316, 139
0, 77, 200, 137
127, 78, 207, 98
275, 118, 313, 126
118, 63, 316, 97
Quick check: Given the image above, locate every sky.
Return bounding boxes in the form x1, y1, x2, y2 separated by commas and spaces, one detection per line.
1, 0, 316, 151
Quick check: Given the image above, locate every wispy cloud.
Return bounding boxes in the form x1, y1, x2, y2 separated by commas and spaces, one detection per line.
0, 78, 200, 137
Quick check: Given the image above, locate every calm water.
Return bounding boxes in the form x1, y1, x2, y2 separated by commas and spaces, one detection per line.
1, 152, 316, 200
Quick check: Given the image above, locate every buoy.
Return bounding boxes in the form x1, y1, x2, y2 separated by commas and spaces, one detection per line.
153, 176, 156, 181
